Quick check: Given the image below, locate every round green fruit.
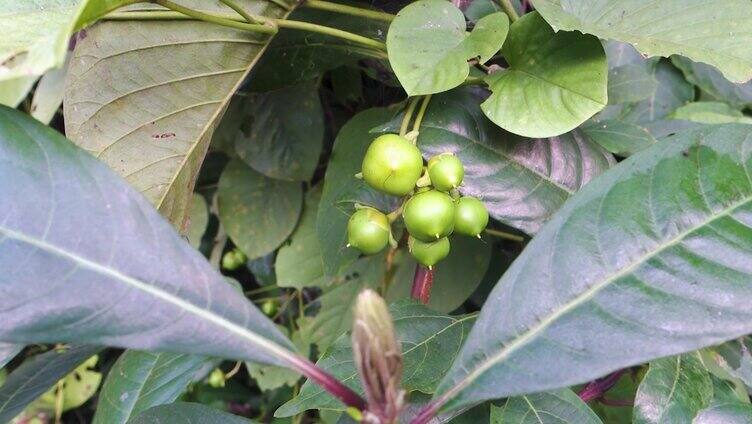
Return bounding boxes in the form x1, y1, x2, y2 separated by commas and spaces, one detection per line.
409, 236, 450, 268
454, 197, 489, 237
261, 300, 278, 317
208, 369, 226, 388
402, 190, 455, 241
347, 207, 391, 254
361, 134, 424, 196
221, 250, 243, 271
427, 153, 464, 191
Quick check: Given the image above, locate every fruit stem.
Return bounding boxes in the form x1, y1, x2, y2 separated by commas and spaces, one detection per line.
386, 204, 403, 222
410, 264, 434, 304
497, 0, 519, 21
304, 0, 395, 22
484, 228, 525, 242
411, 95, 432, 133
399, 97, 420, 136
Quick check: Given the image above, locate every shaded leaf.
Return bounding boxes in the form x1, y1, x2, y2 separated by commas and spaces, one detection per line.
0, 343, 21, 369
634, 354, 713, 424
218, 159, 302, 260
93, 351, 215, 424
246, 328, 307, 392
234, 82, 324, 181
277, 302, 476, 416
672, 56, 752, 109
0, 345, 101, 423
130, 402, 257, 424
387, 0, 508, 96
581, 120, 656, 157
608, 64, 657, 104
30, 56, 69, 124
531, 0, 752, 83
490, 389, 602, 424
482, 12, 607, 138
186, 193, 209, 249
432, 123, 752, 413
64, 0, 295, 229
670, 102, 752, 125
417, 87, 614, 234
0, 106, 299, 371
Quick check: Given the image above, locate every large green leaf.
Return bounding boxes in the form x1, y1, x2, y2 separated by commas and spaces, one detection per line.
607, 64, 657, 104
233, 82, 324, 181
130, 402, 257, 424
277, 302, 477, 416
417, 87, 614, 234
64, 0, 295, 229
490, 389, 602, 424
430, 123, 752, 414
0, 345, 102, 423
672, 56, 752, 109
387, 0, 508, 96
218, 159, 302, 260
633, 354, 713, 424
316, 108, 397, 276
386, 237, 491, 313
693, 402, 752, 424
615, 61, 693, 125
581, 120, 656, 157
482, 12, 607, 138
0, 106, 301, 372
93, 351, 215, 424
531, 0, 752, 83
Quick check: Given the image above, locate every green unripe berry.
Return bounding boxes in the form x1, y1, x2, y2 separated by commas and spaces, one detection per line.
361, 134, 424, 196
408, 236, 450, 268
208, 369, 226, 388
233, 249, 247, 264
427, 153, 464, 191
402, 190, 455, 241
347, 207, 391, 254
261, 300, 278, 317
222, 250, 241, 271
454, 197, 489, 237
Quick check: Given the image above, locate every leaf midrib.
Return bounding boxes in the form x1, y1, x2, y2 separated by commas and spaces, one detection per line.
437, 193, 752, 406
0, 225, 296, 367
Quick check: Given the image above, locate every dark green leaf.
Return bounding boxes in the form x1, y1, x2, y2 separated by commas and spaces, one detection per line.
672, 56, 752, 109
0, 343, 21, 369
129, 402, 257, 423
581, 120, 656, 157
418, 87, 614, 234
386, 237, 491, 313
482, 12, 607, 138
608, 64, 658, 104
186, 194, 209, 249
233, 83, 324, 181
432, 123, 752, 413
0, 345, 101, 422
693, 402, 752, 424
218, 159, 302, 260
490, 389, 602, 424
633, 354, 713, 424
0, 106, 299, 371
277, 302, 477, 416
670, 102, 752, 125
387, 0, 508, 96
316, 108, 397, 276
93, 351, 215, 424
531, 0, 752, 83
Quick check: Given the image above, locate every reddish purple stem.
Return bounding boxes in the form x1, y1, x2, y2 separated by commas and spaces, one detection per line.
411, 265, 434, 304
289, 356, 367, 411
578, 369, 627, 402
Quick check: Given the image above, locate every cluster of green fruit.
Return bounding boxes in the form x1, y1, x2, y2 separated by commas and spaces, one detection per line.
347, 133, 489, 268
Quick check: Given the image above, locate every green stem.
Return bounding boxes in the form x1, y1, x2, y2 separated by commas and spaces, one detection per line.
303, 0, 394, 22
484, 228, 525, 242
154, 0, 277, 33
399, 97, 420, 136
274, 19, 386, 51
497, 0, 519, 21
218, 0, 260, 23
412, 95, 432, 133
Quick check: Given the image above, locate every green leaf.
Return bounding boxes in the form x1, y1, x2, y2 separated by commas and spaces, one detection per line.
670, 102, 752, 125
30, 56, 69, 124
0, 345, 102, 422
33, 354, 102, 414
490, 389, 602, 424
93, 351, 215, 424
634, 354, 713, 424
386, 237, 491, 313
246, 328, 307, 391
693, 402, 752, 424
531, 0, 752, 83
0, 76, 37, 108
277, 302, 477, 417
710, 338, 752, 392
672, 56, 752, 109
186, 193, 209, 249
0, 106, 301, 371
299, 256, 386, 352
218, 159, 302, 260
130, 402, 257, 424
608, 64, 658, 104
276, 186, 328, 289
317, 108, 397, 276
581, 120, 656, 157
387, 0, 508, 96
64, 0, 295, 229
0, 344, 21, 369
482, 12, 607, 138
431, 123, 752, 414
233, 82, 324, 181
417, 87, 614, 234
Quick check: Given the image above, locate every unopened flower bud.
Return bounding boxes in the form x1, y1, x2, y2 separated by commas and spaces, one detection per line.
351, 290, 405, 424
